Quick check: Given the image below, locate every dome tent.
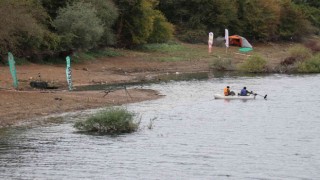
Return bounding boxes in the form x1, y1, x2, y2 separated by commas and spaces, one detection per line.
229, 35, 253, 48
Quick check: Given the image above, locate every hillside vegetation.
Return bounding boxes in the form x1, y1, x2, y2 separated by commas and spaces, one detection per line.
0, 0, 319, 63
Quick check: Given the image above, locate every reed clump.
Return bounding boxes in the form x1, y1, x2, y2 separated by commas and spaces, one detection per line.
74, 107, 139, 135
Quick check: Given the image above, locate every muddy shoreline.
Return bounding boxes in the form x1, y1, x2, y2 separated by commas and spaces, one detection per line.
0, 88, 163, 128
1, 42, 297, 128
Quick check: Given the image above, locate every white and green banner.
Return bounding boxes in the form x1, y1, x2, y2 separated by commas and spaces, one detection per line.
66, 56, 73, 91
8, 52, 18, 89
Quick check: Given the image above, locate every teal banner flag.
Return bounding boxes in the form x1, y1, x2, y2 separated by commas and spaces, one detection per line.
8, 52, 18, 89
66, 56, 73, 91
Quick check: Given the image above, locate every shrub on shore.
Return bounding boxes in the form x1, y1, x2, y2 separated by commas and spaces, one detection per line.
297, 53, 320, 73
74, 107, 139, 135
287, 45, 312, 62
277, 44, 314, 73
238, 54, 267, 73
209, 56, 232, 71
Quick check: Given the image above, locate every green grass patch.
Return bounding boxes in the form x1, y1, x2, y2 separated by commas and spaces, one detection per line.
74, 107, 140, 135
72, 48, 123, 63
139, 43, 185, 53
87, 48, 123, 58
297, 53, 320, 73
141, 43, 214, 62
238, 54, 267, 73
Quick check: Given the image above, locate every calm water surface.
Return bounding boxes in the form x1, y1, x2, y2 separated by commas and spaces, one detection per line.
1, 74, 320, 179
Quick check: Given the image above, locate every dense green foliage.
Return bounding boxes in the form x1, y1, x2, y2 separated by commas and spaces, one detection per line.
83, 0, 119, 46
41, 0, 75, 19
0, 0, 319, 61
53, 1, 104, 49
240, 0, 281, 41
238, 54, 268, 73
148, 12, 174, 43
279, 0, 315, 41
74, 107, 139, 134
159, 0, 319, 41
114, 0, 174, 47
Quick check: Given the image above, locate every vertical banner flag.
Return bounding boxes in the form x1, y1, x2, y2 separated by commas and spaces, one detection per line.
66, 56, 73, 91
225, 29, 229, 48
8, 52, 18, 89
208, 32, 214, 53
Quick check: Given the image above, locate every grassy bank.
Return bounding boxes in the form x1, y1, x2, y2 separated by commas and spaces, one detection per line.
3, 37, 320, 74
133, 38, 320, 74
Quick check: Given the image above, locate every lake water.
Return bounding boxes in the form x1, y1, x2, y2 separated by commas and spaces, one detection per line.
1, 74, 320, 179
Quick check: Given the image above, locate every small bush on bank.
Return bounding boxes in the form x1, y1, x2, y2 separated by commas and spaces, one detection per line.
297, 53, 320, 73
74, 107, 139, 135
277, 45, 313, 73
238, 54, 267, 73
209, 56, 232, 71
273, 63, 298, 73
287, 45, 312, 62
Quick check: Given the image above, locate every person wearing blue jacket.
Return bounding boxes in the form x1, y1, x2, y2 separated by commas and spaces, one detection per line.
240, 87, 250, 96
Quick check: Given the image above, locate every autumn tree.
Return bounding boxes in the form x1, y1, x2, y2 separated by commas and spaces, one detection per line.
239, 0, 281, 41
279, 0, 315, 40
148, 11, 174, 43
0, 0, 58, 58
115, 0, 174, 47
293, 0, 320, 34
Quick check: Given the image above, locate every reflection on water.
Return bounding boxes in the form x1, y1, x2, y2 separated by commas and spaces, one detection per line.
1, 74, 320, 179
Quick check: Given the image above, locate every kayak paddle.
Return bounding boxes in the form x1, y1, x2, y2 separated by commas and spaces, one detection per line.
252, 92, 267, 100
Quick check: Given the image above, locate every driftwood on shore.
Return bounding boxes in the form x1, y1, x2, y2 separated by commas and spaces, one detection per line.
30, 81, 58, 89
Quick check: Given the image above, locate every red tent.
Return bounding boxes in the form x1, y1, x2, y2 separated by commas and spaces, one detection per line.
229, 35, 252, 48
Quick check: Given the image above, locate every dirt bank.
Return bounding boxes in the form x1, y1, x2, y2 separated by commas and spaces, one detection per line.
0, 53, 208, 128
0, 89, 162, 128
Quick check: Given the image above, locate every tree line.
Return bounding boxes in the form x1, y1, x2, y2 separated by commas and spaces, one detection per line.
0, 0, 319, 61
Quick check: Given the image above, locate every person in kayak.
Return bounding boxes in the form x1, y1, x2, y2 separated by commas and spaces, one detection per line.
240, 87, 250, 96
224, 86, 235, 96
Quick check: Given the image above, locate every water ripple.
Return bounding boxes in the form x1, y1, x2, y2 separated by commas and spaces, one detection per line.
1, 74, 320, 179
